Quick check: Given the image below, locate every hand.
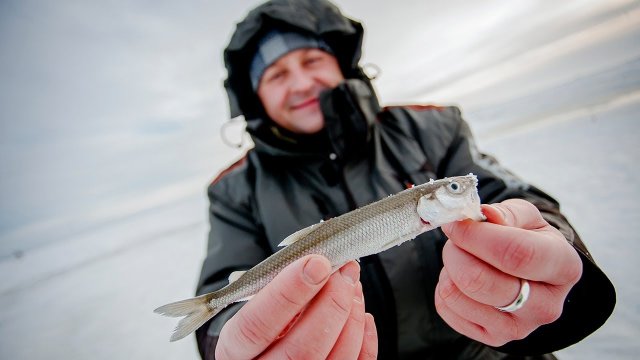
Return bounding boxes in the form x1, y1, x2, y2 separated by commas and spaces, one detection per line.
215, 255, 378, 360
437, 199, 583, 346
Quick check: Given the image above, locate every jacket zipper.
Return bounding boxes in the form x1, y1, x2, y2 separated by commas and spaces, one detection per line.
328, 151, 358, 211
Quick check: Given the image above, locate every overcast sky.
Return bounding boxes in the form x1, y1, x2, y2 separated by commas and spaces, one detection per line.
0, 0, 638, 257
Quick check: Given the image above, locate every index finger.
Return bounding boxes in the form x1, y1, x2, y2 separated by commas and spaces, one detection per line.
216, 255, 332, 360
441, 202, 579, 283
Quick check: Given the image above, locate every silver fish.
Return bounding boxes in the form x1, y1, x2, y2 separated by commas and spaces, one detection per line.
155, 173, 485, 341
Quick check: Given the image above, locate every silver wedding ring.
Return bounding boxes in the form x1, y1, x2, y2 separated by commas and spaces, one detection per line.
496, 278, 530, 313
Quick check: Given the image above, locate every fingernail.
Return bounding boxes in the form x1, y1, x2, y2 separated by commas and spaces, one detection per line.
340, 261, 360, 285
303, 256, 330, 285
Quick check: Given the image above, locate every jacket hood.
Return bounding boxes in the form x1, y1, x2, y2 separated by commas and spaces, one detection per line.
223, 0, 368, 121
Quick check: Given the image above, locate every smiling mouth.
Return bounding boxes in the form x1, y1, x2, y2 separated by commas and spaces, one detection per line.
291, 98, 318, 110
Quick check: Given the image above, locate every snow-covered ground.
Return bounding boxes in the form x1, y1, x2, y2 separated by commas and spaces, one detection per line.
1, 1, 638, 358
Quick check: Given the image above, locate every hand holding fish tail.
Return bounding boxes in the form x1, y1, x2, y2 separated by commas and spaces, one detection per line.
215, 255, 378, 360
437, 199, 583, 347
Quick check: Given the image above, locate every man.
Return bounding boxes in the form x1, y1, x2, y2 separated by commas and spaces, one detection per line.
195, 0, 615, 358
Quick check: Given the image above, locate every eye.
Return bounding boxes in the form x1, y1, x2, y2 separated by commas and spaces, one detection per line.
447, 181, 463, 194
304, 56, 322, 65
265, 70, 285, 83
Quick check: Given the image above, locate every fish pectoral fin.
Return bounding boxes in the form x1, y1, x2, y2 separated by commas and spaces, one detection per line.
228, 270, 247, 284
278, 222, 320, 247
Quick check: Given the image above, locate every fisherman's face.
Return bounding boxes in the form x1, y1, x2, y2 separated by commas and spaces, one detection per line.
257, 48, 344, 134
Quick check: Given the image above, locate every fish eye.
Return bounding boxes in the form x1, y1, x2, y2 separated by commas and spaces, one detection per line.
448, 181, 463, 193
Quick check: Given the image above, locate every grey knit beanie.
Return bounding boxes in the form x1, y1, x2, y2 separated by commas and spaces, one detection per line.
249, 29, 333, 90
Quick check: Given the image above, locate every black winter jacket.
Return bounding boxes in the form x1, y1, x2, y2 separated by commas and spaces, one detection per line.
195, 1, 615, 358
196, 81, 615, 359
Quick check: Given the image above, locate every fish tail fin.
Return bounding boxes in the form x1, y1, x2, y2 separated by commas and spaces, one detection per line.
154, 294, 224, 342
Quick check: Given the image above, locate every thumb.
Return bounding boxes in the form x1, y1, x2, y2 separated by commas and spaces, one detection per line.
483, 199, 548, 230
481, 203, 509, 225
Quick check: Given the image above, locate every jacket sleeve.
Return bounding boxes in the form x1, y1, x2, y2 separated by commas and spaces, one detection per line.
411, 106, 616, 354
195, 166, 269, 359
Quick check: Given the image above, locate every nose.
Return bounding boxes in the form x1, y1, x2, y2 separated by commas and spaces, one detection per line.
289, 67, 314, 93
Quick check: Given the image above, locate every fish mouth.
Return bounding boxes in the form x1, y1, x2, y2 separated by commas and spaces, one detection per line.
461, 194, 486, 221
417, 190, 483, 227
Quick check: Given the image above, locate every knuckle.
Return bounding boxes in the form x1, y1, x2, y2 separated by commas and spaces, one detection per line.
488, 309, 539, 347
536, 302, 562, 324
484, 332, 507, 347
215, 342, 233, 360
433, 294, 446, 315
475, 324, 505, 347
269, 285, 304, 309
436, 276, 461, 304
457, 265, 488, 296
496, 313, 537, 344
361, 348, 378, 360
347, 301, 366, 325
501, 239, 535, 272
328, 291, 352, 315
283, 340, 324, 360
511, 199, 546, 228
562, 253, 583, 285
501, 204, 519, 225
569, 261, 583, 284
455, 221, 475, 245
486, 318, 518, 347
486, 334, 510, 347
546, 223, 565, 241
504, 198, 529, 211
234, 311, 273, 347
505, 315, 523, 341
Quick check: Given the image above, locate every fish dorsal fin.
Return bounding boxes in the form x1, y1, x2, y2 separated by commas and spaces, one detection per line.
228, 270, 247, 284
278, 222, 321, 247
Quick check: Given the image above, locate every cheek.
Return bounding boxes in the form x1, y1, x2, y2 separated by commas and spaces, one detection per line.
438, 194, 466, 209
323, 71, 344, 87
259, 87, 287, 118
314, 61, 344, 87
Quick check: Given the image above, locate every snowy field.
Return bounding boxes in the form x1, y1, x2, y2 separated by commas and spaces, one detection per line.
1, 1, 638, 359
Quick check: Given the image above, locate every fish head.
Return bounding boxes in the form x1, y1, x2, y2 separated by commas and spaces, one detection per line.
417, 175, 485, 226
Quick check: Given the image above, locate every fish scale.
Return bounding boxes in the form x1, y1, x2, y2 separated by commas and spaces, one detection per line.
155, 174, 484, 341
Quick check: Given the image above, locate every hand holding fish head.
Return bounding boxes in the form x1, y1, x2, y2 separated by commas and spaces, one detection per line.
437, 199, 583, 347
